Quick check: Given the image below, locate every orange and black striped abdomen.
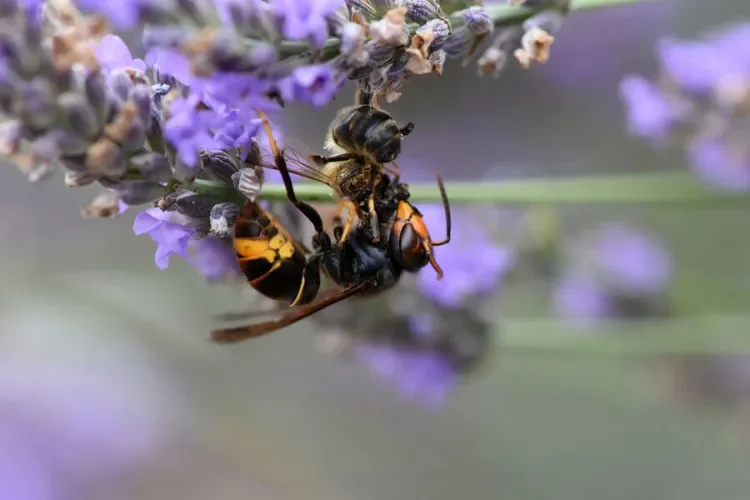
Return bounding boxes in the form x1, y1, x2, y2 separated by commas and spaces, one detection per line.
234, 202, 320, 305
331, 105, 402, 164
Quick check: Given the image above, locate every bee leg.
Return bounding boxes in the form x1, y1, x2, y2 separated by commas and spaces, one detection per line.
332, 216, 347, 278
334, 199, 359, 248
355, 83, 372, 106
257, 109, 331, 246
310, 153, 354, 166
399, 122, 415, 137
367, 173, 382, 243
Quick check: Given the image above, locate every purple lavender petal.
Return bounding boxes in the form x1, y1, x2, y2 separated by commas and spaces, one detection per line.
274, 0, 344, 48
688, 138, 750, 192
189, 237, 242, 281
164, 95, 225, 166
75, 0, 142, 30
133, 208, 195, 269
145, 48, 192, 85
278, 64, 345, 107
151, 223, 194, 269
133, 207, 169, 235
95, 35, 147, 72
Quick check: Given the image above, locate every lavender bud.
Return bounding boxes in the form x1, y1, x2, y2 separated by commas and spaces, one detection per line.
429, 49, 446, 74
31, 129, 89, 160
232, 167, 263, 201
185, 217, 211, 238
201, 149, 239, 184
443, 27, 472, 57
129, 152, 173, 183
523, 10, 565, 35
104, 102, 147, 151
366, 40, 396, 66
84, 138, 127, 177
210, 202, 241, 238
111, 180, 166, 205
461, 6, 493, 36
369, 7, 409, 47
346, 0, 376, 18
173, 193, 224, 218
81, 191, 122, 219
65, 170, 98, 187
109, 69, 133, 101
416, 19, 451, 53
243, 139, 262, 167
58, 92, 100, 139
84, 72, 111, 127
0, 120, 22, 156
0, 0, 17, 17
340, 22, 369, 68
396, 0, 438, 24
14, 77, 57, 129
128, 85, 154, 124
58, 154, 88, 173
477, 46, 507, 78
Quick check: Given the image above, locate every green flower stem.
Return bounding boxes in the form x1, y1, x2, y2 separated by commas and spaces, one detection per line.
238, 172, 750, 205
281, 0, 651, 59
498, 314, 750, 356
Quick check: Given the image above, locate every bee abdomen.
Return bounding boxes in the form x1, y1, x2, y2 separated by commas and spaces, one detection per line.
331, 105, 394, 158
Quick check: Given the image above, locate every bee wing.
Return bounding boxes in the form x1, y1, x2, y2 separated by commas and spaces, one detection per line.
211, 282, 368, 343
256, 139, 336, 187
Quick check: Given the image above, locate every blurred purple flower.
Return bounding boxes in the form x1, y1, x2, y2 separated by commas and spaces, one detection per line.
619, 21, 750, 191
95, 35, 147, 72
554, 224, 672, 326
0, 430, 56, 500
354, 343, 457, 410
688, 138, 750, 192
619, 76, 689, 142
133, 207, 194, 269
274, 0, 344, 48
75, 0, 145, 30
278, 64, 345, 107
588, 224, 673, 296
657, 24, 750, 93
553, 273, 612, 327
0, 360, 161, 491
145, 48, 193, 85
416, 205, 515, 309
541, 0, 674, 88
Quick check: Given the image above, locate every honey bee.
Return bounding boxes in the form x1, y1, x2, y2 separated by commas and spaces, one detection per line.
257, 87, 414, 246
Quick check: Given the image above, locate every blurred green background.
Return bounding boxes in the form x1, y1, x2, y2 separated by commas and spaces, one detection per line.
3, 0, 750, 498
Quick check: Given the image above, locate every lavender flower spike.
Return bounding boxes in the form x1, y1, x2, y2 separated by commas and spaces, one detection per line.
619, 22, 750, 191
554, 224, 673, 327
